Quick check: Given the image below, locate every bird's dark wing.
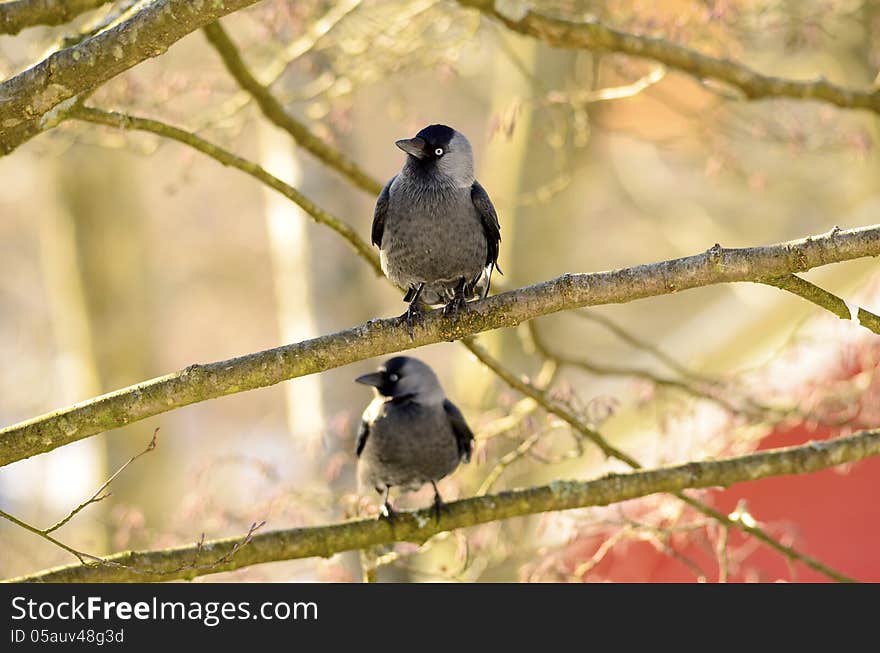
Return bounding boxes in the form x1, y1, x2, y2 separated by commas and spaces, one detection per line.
371, 176, 396, 247
443, 399, 474, 463
470, 180, 502, 274
355, 419, 370, 457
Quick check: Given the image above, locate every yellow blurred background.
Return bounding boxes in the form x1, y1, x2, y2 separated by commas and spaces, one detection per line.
1, 0, 879, 582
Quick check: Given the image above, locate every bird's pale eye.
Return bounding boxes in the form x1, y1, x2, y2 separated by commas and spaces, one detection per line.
434, 148, 444, 156
388, 373, 399, 382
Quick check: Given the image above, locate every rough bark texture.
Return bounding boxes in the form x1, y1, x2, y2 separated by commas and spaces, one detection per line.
8, 429, 877, 582
0, 0, 108, 35
1, 224, 878, 468
458, 0, 880, 113
0, 0, 264, 154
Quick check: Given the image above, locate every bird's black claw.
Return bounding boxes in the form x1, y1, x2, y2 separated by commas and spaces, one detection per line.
380, 501, 396, 523
403, 303, 422, 341
443, 278, 467, 327
429, 481, 445, 523
431, 495, 445, 524
443, 296, 464, 325
401, 283, 426, 340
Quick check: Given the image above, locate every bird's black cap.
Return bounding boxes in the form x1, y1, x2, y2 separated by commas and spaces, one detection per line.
355, 356, 413, 397
383, 356, 411, 375
415, 124, 455, 147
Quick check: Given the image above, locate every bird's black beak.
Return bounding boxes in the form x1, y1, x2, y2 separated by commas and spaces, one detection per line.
395, 137, 428, 160
355, 372, 385, 388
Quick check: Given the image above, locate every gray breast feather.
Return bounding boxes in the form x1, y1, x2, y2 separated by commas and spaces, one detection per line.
378, 178, 492, 303
357, 400, 464, 492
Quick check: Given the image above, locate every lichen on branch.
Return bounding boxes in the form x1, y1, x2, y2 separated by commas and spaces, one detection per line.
0, 0, 109, 36
8, 429, 877, 582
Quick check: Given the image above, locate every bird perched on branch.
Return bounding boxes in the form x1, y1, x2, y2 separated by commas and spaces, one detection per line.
354, 356, 474, 520
371, 124, 502, 337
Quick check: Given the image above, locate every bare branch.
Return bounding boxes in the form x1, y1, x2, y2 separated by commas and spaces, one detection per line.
70, 104, 380, 271
716, 524, 730, 583
194, 0, 363, 130
0, 0, 108, 36
762, 273, 880, 334
573, 526, 632, 580
573, 310, 717, 385
44, 428, 158, 534
0, 0, 265, 155
0, 508, 104, 567
528, 321, 758, 416
3, 225, 879, 468
458, 1, 880, 114
7, 429, 876, 582
0, 430, 158, 566
202, 20, 383, 195
463, 337, 855, 582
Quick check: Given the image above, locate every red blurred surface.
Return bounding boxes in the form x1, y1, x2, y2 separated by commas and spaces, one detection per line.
571, 423, 880, 582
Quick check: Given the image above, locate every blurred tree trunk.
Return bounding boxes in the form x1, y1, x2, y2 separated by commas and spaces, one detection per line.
259, 121, 325, 447
52, 146, 154, 550
56, 148, 153, 394
38, 190, 107, 555
259, 120, 329, 580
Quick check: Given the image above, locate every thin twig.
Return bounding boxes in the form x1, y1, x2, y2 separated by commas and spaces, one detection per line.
202, 21, 383, 195
463, 337, 856, 582
0, 429, 159, 565
45, 428, 158, 534
194, 0, 363, 130
573, 310, 718, 385
528, 320, 760, 417
69, 104, 380, 272
0, 509, 105, 566
717, 524, 730, 583
573, 525, 632, 580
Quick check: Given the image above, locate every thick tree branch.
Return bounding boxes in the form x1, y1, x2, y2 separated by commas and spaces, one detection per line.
458, 1, 880, 114
2, 225, 879, 468
0, 0, 108, 35
0, 0, 265, 155
202, 21, 383, 196
8, 429, 877, 582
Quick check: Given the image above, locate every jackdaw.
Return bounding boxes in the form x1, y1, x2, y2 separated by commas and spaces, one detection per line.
371, 124, 502, 335
354, 356, 474, 519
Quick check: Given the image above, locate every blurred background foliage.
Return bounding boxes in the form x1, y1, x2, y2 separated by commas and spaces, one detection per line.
1, 0, 879, 582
